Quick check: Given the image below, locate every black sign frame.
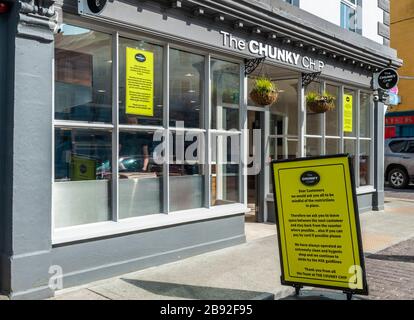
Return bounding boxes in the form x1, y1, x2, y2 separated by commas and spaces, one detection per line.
87, 0, 108, 14
271, 154, 369, 296
376, 68, 399, 91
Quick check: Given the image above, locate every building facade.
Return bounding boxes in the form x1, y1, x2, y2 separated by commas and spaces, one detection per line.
284, 0, 390, 45
0, 0, 400, 299
388, 0, 414, 113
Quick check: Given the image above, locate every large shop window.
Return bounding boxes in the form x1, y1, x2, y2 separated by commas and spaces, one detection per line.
303, 82, 373, 189
53, 24, 243, 230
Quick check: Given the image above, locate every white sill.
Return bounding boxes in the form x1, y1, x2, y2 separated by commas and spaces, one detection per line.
356, 186, 376, 195
52, 203, 249, 246
266, 186, 377, 202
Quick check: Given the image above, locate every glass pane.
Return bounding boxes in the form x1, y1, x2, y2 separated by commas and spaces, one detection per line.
306, 81, 323, 136
344, 89, 357, 137
389, 140, 407, 153
344, 139, 356, 173
119, 131, 163, 218
360, 140, 371, 186
169, 131, 205, 211
360, 93, 371, 138
326, 138, 341, 155
341, 3, 356, 32
269, 138, 298, 190
269, 137, 298, 160
211, 135, 240, 206
55, 24, 112, 123
54, 128, 112, 228
169, 49, 204, 128
269, 79, 299, 137
119, 38, 164, 126
211, 59, 240, 130
326, 84, 340, 137
305, 138, 322, 157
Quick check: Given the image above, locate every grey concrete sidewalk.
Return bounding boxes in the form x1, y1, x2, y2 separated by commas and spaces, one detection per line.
52, 199, 414, 300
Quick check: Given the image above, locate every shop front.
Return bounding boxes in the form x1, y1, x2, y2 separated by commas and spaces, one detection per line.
0, 0, 401, 299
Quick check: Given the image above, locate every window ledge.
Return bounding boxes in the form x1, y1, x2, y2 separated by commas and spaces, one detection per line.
356, 186, 376, 195
52, 203, 249, 246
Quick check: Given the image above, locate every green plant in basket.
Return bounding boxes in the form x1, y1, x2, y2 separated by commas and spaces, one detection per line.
306, 91, 336, 113
250, 77, 279, 106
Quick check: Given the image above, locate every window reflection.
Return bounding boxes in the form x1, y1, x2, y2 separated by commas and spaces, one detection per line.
211, 135, 240, 206
169, 49, 204, 128
360, 93, 371, 138
54, 128, 112, 228
211, 59, 240, 130
326, 84, 340, 137
360, 140, 370, 186
169, 132, 205, 211
55, 25, 112, 123
119, 131, 163, 218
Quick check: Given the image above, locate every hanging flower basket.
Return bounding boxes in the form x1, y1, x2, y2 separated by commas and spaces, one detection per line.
306, 92, 336, 113
250, 77, 279, 106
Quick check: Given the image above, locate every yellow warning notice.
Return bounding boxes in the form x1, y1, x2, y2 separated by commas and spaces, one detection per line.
71, 156, 96, 181
271, 156, 368, 294
343, 94, 353, 133
126, 47, 154, 117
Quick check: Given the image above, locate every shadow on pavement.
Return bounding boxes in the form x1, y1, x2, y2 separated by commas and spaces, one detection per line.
366, 254, 414, 263
121, 278, 274, 300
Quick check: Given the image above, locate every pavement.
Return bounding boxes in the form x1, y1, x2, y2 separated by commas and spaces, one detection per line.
52, 195, 414, 301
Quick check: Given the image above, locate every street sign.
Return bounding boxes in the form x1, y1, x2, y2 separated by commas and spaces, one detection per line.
271, 155, 368, 297
375, 68, 399, 90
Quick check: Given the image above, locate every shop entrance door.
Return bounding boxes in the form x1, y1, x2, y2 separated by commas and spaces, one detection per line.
247, 108, 265, 223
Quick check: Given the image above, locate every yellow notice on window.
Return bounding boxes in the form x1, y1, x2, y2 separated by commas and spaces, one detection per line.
125, 47, 154, 117
71, 156, 96, 181
343, 94, 353, 133
271, 156, 368, 295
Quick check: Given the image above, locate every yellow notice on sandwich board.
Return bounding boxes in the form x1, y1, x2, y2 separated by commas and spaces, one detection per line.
271, 155, 368, 296
71, 156, 96, 181
125, 47, 154, 117
343, 94, 353, 133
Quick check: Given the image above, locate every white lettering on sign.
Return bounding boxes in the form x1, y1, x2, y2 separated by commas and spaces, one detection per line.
220, 31, 325, 71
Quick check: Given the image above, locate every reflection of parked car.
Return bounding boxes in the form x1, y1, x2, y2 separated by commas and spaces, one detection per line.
96, 156, 163, 178
385, 138, 414, 189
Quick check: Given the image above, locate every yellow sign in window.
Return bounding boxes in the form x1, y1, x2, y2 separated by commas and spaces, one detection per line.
71, 156, 96, 181
125, 48, 154, 117
271, 155, 368, 295
343, 94, 353, 133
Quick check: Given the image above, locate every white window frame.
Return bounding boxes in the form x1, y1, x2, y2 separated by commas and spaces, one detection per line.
52, 19, 248, 244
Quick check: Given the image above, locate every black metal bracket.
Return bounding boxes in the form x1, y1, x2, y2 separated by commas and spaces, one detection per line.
244, 57, 266, 76
302, 72, 322, 87
294, 285, 303, 296
344, 291, 354, 301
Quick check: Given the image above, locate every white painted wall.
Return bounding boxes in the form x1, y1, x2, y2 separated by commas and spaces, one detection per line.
299, 0, 341, 26
362, 0, 383, 43
294, 0, 383, 44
